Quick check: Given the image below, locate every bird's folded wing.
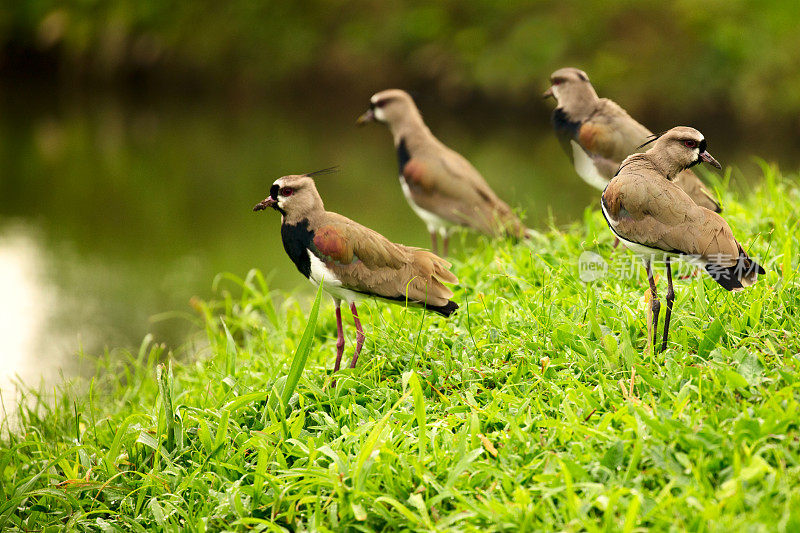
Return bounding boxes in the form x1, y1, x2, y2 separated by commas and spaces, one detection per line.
403, 149, 520, 235
312, 219, 410, 270
312, 219, 456, 304
673, 169, 721, 212
580, 100, 651, 163
571, 140, 617, 187
609, 174, 738, 263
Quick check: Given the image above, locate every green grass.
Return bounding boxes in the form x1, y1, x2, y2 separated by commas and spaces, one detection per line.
2, 162, 799, 531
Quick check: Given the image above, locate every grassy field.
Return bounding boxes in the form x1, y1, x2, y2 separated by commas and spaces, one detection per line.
2, 163, 799, 531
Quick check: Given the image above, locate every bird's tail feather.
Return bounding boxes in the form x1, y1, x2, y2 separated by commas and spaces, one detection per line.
425, 300, 459, 317
706, 247, 765, 292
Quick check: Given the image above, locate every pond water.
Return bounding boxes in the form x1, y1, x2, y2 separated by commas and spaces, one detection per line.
0, 81, 796, 407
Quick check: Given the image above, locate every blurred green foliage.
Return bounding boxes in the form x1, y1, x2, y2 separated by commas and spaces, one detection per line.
3, 1, 800, 124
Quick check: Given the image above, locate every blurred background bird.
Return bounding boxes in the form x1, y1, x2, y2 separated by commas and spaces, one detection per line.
358, 89, 527, 255
544, 68, 721, 213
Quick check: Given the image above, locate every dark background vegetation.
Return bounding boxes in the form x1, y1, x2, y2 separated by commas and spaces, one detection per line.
4, 0, 800, 130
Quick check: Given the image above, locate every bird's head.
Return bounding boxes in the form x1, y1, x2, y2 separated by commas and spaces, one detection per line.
543, 67, 598, 113
356, 89, 420, 130
253, 169, 332, 221
644, 127, 721, 175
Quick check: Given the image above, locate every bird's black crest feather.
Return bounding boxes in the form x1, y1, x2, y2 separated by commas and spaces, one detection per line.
304, 166, 339, 178
637, 131, 666, 150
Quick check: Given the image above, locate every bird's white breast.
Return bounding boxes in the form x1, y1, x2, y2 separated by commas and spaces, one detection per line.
571, 140, 611, 191
399, 176, 453, 236
307, 250, 362, 303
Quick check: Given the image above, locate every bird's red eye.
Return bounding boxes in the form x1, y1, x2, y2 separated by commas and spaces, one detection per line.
684, 140, 697, 148
280, 187, 293, 197
553, 79, 562, 85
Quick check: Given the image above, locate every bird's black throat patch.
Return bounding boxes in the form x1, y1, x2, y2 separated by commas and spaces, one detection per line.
551, 108, 582, 138
396, 137, 411, 174
281, 219, 314, 279
551, 107, 583, 156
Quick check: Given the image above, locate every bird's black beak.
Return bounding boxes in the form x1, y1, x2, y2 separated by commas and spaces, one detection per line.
542, 86, 554, 99
699, 150, 722, 169
356, 108, 375, 126
253, 196, 277, 211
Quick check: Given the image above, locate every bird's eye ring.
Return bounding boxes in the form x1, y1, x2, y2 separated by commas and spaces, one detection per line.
684, 140, 697, 148
280, 187, 294, 197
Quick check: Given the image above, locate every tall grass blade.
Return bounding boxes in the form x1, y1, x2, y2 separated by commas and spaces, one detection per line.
354, 390, 411, 491
221, 320, 237, 378
698, 318, 724, 358
269, 282, 324, 416
156, 362, 176, 453
406, 372, 426, 458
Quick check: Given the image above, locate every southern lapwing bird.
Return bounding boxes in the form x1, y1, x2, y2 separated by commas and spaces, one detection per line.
545, 68, 721, 213
357, 89, 527, 256
601, 127, 764, 352
253, 170, 459, 373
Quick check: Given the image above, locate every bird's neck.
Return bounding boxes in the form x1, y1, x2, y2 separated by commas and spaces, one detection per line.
281, 195, 325, 226
648, 153, 686, 181
560, 101, 596, 123
557, 89, 600, 123
279, 218, 314, 279
628, 153, 681, 181
389, 113, 434, 147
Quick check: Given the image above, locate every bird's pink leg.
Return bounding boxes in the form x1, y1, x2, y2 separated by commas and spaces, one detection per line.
430, 231, 439, 256
349, 302, 365, 369
333, 299, 345, 373
442, 233, 450, 256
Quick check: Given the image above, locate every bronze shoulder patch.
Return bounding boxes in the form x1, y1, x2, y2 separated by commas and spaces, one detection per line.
313, 226, 353, 264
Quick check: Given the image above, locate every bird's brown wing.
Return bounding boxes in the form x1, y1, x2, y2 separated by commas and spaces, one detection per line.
402, 146, 526, 238
312, 214, 458, 306
603, 163, 738, 263
579, 99, 651, 163
586, 99, 721, 210
585, 151, 621, 181
673, 169, 721, 212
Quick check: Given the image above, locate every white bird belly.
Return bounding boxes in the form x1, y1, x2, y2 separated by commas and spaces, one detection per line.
616, 235, 676, 263
399, 176, 453, 236
307, 250, 363, 303
571, 140, 611, 191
